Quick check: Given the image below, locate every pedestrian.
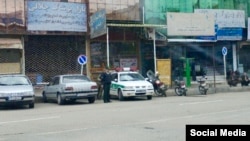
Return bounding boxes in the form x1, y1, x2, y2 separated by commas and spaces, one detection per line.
241, 72, 250, 86
99, 67, 112, 103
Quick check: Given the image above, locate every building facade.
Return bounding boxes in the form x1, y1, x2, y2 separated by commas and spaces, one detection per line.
141, 0, 250, 86
0, 0, 87, 83
1, 0, 250, 86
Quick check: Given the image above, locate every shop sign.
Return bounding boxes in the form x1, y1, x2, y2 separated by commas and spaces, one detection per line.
27, 1, 87, 32
90, 9, 107, 39
216, 28, 243, 40
120, 58, 137, 68
195, 9, 245, 28
167, 12, 215, 36
196, 24, 218, 41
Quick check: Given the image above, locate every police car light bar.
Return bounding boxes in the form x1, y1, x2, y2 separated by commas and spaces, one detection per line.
123, 67, 130, 71
114, 67, 138, 72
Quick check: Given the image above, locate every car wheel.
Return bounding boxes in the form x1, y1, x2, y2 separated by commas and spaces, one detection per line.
118, 90, 124, 101
57, 93, 64, 105
147, 95, 152, 100
42, 91, 48, 103
88, 97, 95, 103
29, 102, 34, 108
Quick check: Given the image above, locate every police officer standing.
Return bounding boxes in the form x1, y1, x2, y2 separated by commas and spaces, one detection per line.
99, 67, 112, 103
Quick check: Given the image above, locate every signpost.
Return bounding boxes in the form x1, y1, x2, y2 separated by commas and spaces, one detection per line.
222, 47, 227, 79
77, 55, 87, 75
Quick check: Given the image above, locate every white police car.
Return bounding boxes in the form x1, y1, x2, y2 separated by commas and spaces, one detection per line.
110, 68, 154, 101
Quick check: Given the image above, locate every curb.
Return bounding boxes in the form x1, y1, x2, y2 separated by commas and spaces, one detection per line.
164, 85, 250, 97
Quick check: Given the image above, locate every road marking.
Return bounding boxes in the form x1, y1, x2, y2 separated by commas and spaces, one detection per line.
34, 108, 250, 136
179, 100, 223, 106
37, 128, 89, 135
140, 108, 250, 124
0, 116, 60, 125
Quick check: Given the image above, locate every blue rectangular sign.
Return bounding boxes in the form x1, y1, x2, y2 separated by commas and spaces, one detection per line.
27, 1, 87, 32
217, 28, 243, 40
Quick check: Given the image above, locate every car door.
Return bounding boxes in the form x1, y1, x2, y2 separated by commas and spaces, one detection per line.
110, 73, 118, 95
46, 76, 60, 99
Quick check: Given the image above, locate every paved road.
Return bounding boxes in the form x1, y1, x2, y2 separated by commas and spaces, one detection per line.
0, 91, 250, 141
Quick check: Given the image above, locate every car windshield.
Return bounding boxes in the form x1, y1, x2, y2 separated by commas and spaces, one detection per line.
120, 73, 145, 81
62, 75, 90, 83
0, 76, 30, 85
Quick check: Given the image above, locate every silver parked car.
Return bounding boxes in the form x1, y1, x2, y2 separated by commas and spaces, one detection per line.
0, 74, 35, 108
42, 74, 98, 105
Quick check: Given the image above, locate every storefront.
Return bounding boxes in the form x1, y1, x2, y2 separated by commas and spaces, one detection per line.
140, 40, 236, 86
89, 26, 140, 81
238, 42, 250, 75
24, 35, 86, 83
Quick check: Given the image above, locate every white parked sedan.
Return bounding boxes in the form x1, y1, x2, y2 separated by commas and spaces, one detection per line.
0, 74, 35, 108
42, 74, 98, 105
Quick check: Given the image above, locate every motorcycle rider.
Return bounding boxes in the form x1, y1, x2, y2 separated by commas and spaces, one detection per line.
227, 69, 240, 87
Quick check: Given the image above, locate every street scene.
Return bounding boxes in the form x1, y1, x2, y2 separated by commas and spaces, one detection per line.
1, 0, 250, 140
1, 91, 250, 141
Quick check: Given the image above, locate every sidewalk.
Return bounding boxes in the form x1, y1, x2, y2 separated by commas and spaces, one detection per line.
165, 83, 250, 96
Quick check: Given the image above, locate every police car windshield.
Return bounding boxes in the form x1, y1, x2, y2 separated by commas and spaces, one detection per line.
120, 73, 145, 81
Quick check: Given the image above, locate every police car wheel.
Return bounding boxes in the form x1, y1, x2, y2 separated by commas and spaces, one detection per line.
147, 95, 152, 100
118, 90, 124, 101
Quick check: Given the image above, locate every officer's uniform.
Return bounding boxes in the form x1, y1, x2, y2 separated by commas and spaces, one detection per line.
100, 70, 112, 103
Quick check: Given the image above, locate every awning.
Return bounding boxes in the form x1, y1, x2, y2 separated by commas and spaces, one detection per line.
0, 38, 22, 49
107, 23, 167, 28
168, 39, 217, 42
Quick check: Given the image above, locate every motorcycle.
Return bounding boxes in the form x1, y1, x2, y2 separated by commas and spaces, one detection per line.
174, 77, 187, 96
197, 76, 208, 95
146, 70, 168, 97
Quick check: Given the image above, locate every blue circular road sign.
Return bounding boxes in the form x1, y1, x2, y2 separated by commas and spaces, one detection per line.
222, 47, 227, 56
78, 55, 87, 65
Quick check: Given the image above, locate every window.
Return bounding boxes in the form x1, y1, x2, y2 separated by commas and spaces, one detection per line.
111, 73, 118, 81
90, 42, 137, 68
52, 77, 60, 85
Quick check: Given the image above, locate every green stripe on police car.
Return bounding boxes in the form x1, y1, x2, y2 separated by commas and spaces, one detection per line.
111, 83, 125, 89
